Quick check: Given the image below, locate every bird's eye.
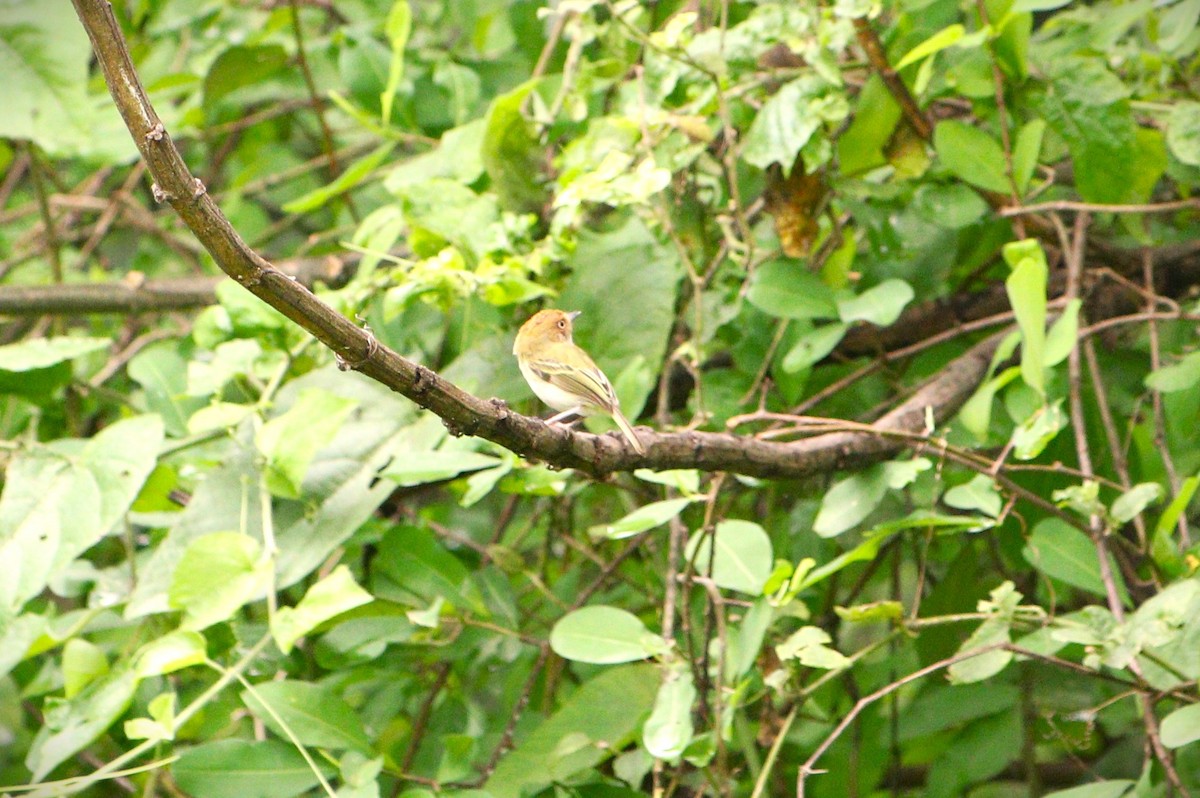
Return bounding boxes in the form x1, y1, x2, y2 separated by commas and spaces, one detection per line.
557, 320, 566, 329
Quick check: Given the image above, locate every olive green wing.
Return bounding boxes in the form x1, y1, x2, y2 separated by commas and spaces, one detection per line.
524, 355, 618, 412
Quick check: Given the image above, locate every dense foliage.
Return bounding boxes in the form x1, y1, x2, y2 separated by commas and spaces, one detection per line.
4, 0, 1200, 795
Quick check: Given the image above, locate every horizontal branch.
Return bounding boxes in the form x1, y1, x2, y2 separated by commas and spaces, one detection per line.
0, 277, 220, 316
72, 0, 997, 480
0, 255, 354, 316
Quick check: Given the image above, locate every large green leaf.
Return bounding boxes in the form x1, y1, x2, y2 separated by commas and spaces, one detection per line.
256, 388, 359, 498
1022, 519, 1130, 605
168, 532, 272, 630
241, 680, 373, 754
173, 739, 330, 798
684, 520, 773, 595
1004, 240, 1048, 396
481, 79, 545, 212
372, 524, 488, 615
0, 415, 162, 613
485, 664, 659, 797
270, 566, 374, 654
0, 0, 132, 158
933, 120, 1011, 194
642, 669, 695, 759
26, 667, 140, 780
743, 77, 844, 169
550, 606, 656, 664
747, 261, 838, 321
1035, 60, 1138, 203
126, 370, 415, 618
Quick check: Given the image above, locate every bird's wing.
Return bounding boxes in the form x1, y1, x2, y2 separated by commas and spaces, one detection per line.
525, 354, 618, 412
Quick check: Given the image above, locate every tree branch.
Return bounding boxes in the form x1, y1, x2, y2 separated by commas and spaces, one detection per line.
71, 0, 996, 481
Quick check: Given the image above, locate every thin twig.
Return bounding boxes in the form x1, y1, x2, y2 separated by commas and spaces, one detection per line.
288, 0, 357, 220
1142, 249, 1189, 547
852, 17, 932, 140
1001, 197, 1200, 217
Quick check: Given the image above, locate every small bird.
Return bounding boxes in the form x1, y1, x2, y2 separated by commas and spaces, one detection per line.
513, 309, 646, 454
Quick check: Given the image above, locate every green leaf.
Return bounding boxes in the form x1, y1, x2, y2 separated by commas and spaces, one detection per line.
1012, 119, 1046, 194
1161, 703, 1200, 748
128, 342, 207, 437
837, 76, 901, 176
1010, 0, 1072, 10
481, 79, 545, 212
895, 24, 966, 70
282, 143, 397, 214
947, 617, 1012, 684
1110, 483, 1164, 524
1159, 0, 1200, 52
590, 498, 694, 540
271, 566, 373, 654
1043, 299, 1081, 367
0, 0, 132, 159
797, 531, 893, 590
642, 670, 696, 760
837, 279, 914, 326
633, 469, 701, 495
373, 525, 487, 614
174, 739, 330, 798
1153, 475, 1200, 571
1004, 240, 1048, 395
62, 638, 108, 699
204, 45, 288, 107
1036, 62, 1137, 204
380, 450, 504, 487
168, 532, 272, 630
1022, 519, 1130, 605
835, 600, 904, 624
747, 261, 838, 321
125, 692, 177, 742
943, 474, 1003, 518
381, 0, 412, 124
257, 388, 359, 498
0, 414, 163, 613
241, 680, 374, 755
484, 664, 659, 798
781, 323, 848, 373
684, 520, 774, 595
133, 631, 207, 677
0, 336, 108, 371
550, 606, 655, 664
776, 626, 850, 669
1167, 101, 1200, 166
813, 464, 888, 537
742, 77, 842, 170
1145, 351, 1200, 393
913, 183, 989, 229
129, 371, 414, 619
934, 120, 1011, 194
386, 119, 487, 191
960, 366, 1020, 440
26, 667, 139, 780
1011, 401, 1066, 460
732, 599, 774, 677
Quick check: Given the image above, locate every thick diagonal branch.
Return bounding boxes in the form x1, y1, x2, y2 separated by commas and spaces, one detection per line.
71, 0, 996, 480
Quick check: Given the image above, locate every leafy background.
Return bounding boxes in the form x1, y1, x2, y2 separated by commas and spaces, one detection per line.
2, 0, 1200, 796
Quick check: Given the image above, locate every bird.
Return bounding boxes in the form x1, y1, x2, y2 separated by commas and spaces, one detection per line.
513, 309, 646, 454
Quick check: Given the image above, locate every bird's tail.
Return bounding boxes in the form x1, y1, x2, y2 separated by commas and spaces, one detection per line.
611, 409, 646, 454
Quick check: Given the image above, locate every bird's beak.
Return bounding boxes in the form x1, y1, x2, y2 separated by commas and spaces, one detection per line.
566, 311, 581, 320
